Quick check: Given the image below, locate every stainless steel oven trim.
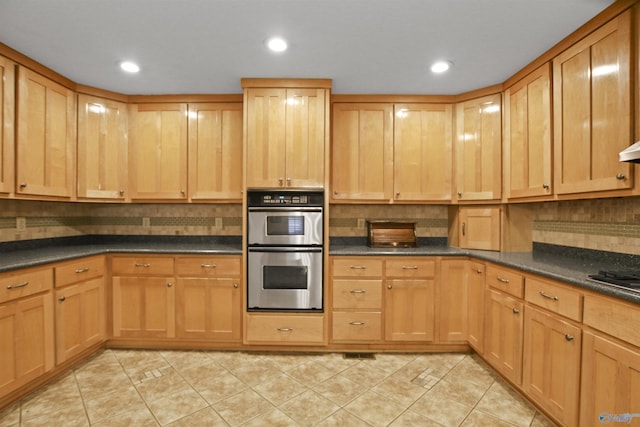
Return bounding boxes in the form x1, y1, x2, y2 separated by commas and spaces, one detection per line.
247, 209, 323, 246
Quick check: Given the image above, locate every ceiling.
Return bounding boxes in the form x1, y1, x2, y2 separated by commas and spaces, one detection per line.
0, 0, 616, 95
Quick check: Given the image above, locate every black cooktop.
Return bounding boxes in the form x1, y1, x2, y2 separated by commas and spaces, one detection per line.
588, 270, 640, 291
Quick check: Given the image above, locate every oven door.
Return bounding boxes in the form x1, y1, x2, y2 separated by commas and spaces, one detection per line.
247, 247, 323, 311
247, 208, 323, 246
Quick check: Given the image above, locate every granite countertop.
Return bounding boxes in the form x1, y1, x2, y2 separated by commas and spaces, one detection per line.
1, 235, 639, 304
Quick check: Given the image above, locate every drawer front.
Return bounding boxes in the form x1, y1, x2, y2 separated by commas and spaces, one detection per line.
245, 314, 324, 344
111, 257, 175, 276
486, 265, 524, 298
332, 311, 382, 342
385, 259, 436, 278
0, 268, 54, 303
583, 295, 640, 348
55, 256, 105, 287
525, 277, 583, 321
332, 258, 383, 277
332, 280, 382, 309
175, 256, 241, 277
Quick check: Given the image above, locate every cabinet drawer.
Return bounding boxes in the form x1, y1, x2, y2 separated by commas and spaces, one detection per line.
55, 256, 105, 287
332, 311, 382, 342
0, 268, 53, 303
175, 256, 240, 277
583, 295, 640, 348
332, 280, 382, 309
385, 259, 436, 277
111, 256, 175, 276
486, 265, 524, 298
245, 314, 324, 344
332, 258, 383, 277
525, 277, 583, 321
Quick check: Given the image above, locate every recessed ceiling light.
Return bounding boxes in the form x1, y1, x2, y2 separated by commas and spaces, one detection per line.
120, 61, 140, 73
265, 37, 288, 52
431, 60, 453, 73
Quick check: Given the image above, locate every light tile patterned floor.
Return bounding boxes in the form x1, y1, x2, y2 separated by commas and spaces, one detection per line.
0, 350, 557, 426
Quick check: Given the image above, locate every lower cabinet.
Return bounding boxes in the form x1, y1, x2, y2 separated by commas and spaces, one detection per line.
467, 261, 485, 353
438, 259, 468, 342
245, 314, 325, 345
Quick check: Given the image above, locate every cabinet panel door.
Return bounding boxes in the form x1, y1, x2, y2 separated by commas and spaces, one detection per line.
0, 56, 14, 195
16, 67, 75, 198
467, 262, 485, 353
188, 103, 242, 200
331, 103, 393, 201
459, 207, 501, 251
485, 289, 523, 385
394, 103, 452, 201
385, 279, 434, 342
245, 88, 287, 188
129, 103, 188, 199
438, 259, 468, 342
77, 94, 128, 199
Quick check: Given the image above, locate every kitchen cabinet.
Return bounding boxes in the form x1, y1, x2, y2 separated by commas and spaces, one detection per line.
128, 103, 188, 200
438, 259, 468, 343
175, 256, 241, 341
385, 258, 435, 342
243, 80, 330, 188
77, 94, 128, 200
454, 93, 502, 201
245, 313, 325, 345
53, 256, 106, 364
331, 101, 452, 202
457, 206, 501, 251
111, 256, 176, 338
0, 267, 54, 399
187, 103, 242, 201
0, 56, 14, 196
16, 66, 75, 198
553, 10, 633, 196
467, 261, 485, 353
504, 63, 552, 200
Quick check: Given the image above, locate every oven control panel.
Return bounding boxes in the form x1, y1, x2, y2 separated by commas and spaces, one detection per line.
247, 190, 324, 207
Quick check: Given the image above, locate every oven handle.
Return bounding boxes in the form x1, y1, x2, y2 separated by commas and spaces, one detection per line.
248, 207, 323, 213
248, 247, 323, 253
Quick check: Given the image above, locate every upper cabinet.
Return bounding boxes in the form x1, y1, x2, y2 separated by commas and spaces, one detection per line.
0, 56, 14, 196
188, 102, 242, 201
16, 66, 75, 198
504, 64, 552, 200
553, 10, 632, 196
128, 103, 188, 200
77, 94, 128, 200
454, 94, 502, 201
243, 79, 330, 189
331, 101, 452, 203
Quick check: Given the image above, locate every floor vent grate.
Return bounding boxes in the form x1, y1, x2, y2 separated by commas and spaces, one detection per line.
343, 352, 376, 360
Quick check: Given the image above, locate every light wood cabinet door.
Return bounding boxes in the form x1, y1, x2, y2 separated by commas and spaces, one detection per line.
0, 56, 14, 195
454, 94, 502, 201
484, 289, 524, 385
438, 259, 468, 342
55, 277, 105, 364
112, 276, 176, 338
505, 63, 552, 199
393, 103, 453, 201
467, 261, 485, 353
523, 306, 581, 427
176, 277, 241, 341
16, 66, 75, 198
0, 293, 54, 398
459, 206, 501, 251
385, 278, 435, 342
77, 94, 128, 200
331, 103, 393, 201
129, 103, 188, 200
580, 332, 640, 427
553, 11, 632, 195
188, 103, 242, 201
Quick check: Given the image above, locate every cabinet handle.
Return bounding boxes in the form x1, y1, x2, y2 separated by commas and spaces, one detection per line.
7, 281, 29, 289
475, 269, 483, 274
565, 334, 574, 342
402, 265, 418, 270
181, 189, 186, 197
278, 178, 284, 186
539, 291, 559, 301
462, 222, 466, 236
349, 266, 367, 270
58, 296, 66, 302
286, 177, 291, 186
75, 268, 90, 273
457, 191, 462, 197
396, 192, 400, 197
542, 183, 550, 190
497, 276, 510, 284
350, 289, 366, 294
349, 321, 366, 326
19, 182, 27, 189
119, 189, 125, 196
233, 283, 238, 288
201, 264, 217, 268
134, 263, 151, 268
333, 191, 339, 196
277, 327, 293, 332
616, 173, 626, 180
167, 282, 173, 287
387, 284, 393, 290
513, 308, 520, 314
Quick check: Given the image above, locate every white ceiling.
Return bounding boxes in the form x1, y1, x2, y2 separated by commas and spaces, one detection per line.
0, 0, 616, 95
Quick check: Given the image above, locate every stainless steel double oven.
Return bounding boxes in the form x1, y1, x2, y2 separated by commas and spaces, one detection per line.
247, 190, 324, 311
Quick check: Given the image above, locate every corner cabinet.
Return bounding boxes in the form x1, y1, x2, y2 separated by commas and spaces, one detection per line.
553, 10, 633, 196
0, 56, 15, 196
243, 79, 330, 188
16, 66, 75, 198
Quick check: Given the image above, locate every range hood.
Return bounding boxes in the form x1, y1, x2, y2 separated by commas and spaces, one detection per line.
619, 141, 640, 163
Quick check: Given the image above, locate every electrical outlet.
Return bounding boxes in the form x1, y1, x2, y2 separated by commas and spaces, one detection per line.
215, 217, 223, 228
142, 217, 150, 228
357, 218, 365, 228
16, 217, 26, 231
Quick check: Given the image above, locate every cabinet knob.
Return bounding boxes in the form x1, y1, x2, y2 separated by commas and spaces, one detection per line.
457, 192, 462, 197
512, 308, 520, 314
181, 189, 186, 196
119, 189, 125, 196
286, 177, 291, 186
475, 269, 483, 274
333, 191, 338, 196
19, 182, 27, 189
167, 282, 173, 287
565, 334, 574, 342
387, 284, 393, 290
59, 296, 66, 302
616, 173, 626, 180
542, 183, 550, 190
233, 283, 238, 288
278, 178, 284, 186
396, 192, 400, 197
